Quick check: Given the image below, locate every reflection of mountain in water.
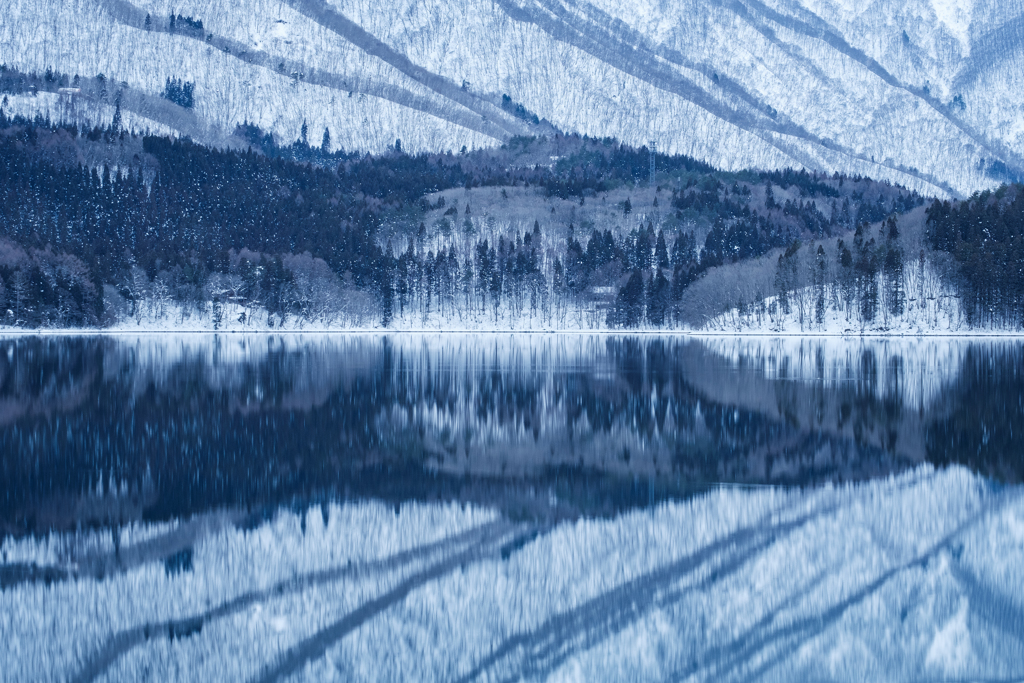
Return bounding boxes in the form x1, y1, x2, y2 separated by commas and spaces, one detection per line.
4, 467, 1023, 683
0, 334, 1020, 532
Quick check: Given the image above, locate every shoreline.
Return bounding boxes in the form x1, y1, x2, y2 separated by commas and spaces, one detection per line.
1, 327, 1023, 338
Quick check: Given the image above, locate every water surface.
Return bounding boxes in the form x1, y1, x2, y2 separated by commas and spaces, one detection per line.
1, 335, 1022, 682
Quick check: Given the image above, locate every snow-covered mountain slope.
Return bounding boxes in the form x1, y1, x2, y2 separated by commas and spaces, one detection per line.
1, 0, 1022, 196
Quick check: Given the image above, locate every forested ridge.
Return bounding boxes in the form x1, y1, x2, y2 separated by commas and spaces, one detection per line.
0, 99, 1010, 331
926, 185, 1024, 327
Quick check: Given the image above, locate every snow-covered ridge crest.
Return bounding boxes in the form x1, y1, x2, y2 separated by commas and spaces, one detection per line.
929, 0, 976, 47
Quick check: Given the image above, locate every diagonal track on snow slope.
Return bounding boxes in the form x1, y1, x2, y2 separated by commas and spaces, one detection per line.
495, 0, 957, 196
952, 12, 1024, 100
7, 69, 217, 145
566, 0, 1023, 187
68, 518, 518, 683
250, 522, 537, 683
721, 0, 1024, 180
281, 0, 532, 139
494, 0, 799, 136
94, 0, 510, 144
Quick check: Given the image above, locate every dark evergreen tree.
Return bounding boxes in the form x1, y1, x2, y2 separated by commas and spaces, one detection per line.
774, 240, 800, 316
608, 270, 645, 328
647, 268, 670, 326
111, 99, 122, 133
854, 224, 879, 323
815, 244, 826, 325
655, 229, 669, 269
671, 231, 696, 268
162, 78, 195, 108
882, 217, 905, 318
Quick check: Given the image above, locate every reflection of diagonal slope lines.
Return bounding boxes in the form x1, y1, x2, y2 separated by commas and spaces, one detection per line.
252, 523, 534, 683
456, 503, 832, 683
947, 560, 1024, 648
70, 519, 519, 683
688, 491, 1024, 682
457, 472, 946, 683
1, 511, 242, 590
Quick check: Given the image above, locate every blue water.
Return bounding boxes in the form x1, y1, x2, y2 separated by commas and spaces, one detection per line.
1, 334, 1022, 681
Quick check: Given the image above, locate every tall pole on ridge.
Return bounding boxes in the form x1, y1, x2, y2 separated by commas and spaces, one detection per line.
649, 141, 656, 191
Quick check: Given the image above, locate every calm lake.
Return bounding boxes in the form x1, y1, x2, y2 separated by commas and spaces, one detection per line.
1, 334, 1023, 682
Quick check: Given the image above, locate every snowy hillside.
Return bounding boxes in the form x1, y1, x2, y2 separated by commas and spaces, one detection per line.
2, 466, 1023, 681
1, 0, 1022, 197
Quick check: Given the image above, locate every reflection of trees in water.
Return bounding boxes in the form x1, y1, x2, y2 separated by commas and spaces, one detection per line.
0, 337, 400, 531
0, 336, 1017, 531
769, 347, 904, 453
609, 339, 909, 484
927, 345, 1024, 482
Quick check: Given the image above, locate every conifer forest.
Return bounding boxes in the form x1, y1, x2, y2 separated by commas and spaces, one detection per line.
1, 65, 1023, 332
